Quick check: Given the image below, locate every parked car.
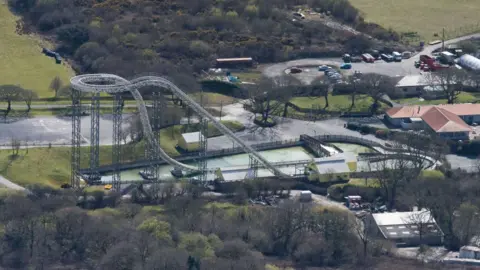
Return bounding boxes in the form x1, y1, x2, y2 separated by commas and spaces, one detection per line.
325, 69, 335, 75
351, 56, 362, 63
342, 54, 352, 63
318, 65, 330, 71
340, 63, 352, 69
290, 67, 302, 74
293, 12, 305, 19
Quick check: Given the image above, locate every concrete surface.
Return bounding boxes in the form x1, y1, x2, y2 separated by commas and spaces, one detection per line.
0, 175, 26, 191
262, 33, 480, 82
0, 115, 131, 146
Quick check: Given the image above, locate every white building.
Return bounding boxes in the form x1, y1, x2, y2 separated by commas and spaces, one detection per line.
457, 54, 480, 71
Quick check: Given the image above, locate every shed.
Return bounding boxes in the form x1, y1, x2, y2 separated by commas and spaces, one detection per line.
177, 132, 204, 152
460, 246, 480, 259
366, 210, 444, 247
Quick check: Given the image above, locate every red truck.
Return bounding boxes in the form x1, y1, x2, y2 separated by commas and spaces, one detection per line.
419, 54, 449, 71
361, 53, 375, 63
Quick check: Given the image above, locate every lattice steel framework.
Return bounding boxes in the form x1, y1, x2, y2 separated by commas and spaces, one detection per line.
143, 92, 163, 180
70, 74, 286, 177
247, 155, 259, 180
197, 91, 208, 183
197, 118, 208, 182
71, 89, 82, 188
112, 94, 123, 190
90, 93, 101, 172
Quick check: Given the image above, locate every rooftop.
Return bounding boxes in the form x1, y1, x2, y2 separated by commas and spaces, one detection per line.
395, 74, 429, 88
372, 210, 434, 226
216, 57, 253, 62
181, 132, 204, 143
314, 158, 350, 174
372, 210, 443, 240
387, 104, 480, 118
422, 107, 472, 133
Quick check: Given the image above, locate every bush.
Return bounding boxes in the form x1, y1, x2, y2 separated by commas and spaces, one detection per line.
450, 140, 480, 156
327, 182, 380, 202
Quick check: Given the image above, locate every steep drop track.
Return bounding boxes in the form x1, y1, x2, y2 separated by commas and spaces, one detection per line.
70, 74, 285, 176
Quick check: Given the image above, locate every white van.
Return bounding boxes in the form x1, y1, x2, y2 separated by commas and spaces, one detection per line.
392, 51, 402, 62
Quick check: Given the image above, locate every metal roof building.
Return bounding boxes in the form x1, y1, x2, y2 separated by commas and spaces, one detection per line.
457, 54, 480, 71
366, 210, 444, 247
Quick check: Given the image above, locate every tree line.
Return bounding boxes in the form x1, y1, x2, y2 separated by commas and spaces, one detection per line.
0, 182, 465, 270
7, 0, 398, 82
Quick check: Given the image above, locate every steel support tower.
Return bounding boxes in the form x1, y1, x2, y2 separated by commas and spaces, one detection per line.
143, 92, 162, 180
197, 118, 208, 182
197, 91, 208, 183
90, 93, 101, 172
112, 94, 123, 190
71, 89, 82, 188
247, 155, 259, 180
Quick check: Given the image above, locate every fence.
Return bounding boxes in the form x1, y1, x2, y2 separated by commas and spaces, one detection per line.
80, 138, 303, 173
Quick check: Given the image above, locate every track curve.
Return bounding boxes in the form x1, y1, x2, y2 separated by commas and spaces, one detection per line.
70, 74, 286, 176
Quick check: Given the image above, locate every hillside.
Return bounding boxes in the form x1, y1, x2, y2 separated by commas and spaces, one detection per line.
0, 3, 74, 97
7, 0, 395, 83
348, 0, 480, 42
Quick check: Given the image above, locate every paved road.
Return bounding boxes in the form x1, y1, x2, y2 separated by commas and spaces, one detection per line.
0, 175, 26, 191
0, 115, 131, 146
262, 33, 480, 82
10, 104, 139, 109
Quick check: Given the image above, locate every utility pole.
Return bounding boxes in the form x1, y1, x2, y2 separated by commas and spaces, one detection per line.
442, 27, 445, 51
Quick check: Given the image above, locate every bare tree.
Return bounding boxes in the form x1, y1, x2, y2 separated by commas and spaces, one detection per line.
49, 76, 63, 99
357, 73, 393, 114
246, 75, 300, 127
425, 68, 468, 104
0, 85, 23, 118
453, 203, 480, 246
19, 89, 38, 113
402, 210, 434, 245
310, 77, 330, 108
369, 153, 413, 211
10, 136, 21, 157
347, 76, 360, 109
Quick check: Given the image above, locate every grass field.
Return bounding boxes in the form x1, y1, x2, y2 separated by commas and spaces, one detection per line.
348, 0, 480, 41
0, 121, 245, 188
394, 91, 478, 105
290, 94, 384, 112
0, 4, 74, 97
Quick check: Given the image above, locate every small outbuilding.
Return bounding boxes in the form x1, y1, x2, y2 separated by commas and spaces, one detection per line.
366, 210, 444, 247
177, 131, 204, 152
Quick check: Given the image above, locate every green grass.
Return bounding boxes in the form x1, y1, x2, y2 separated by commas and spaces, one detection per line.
394, 92, 478, 105
0, 4, 74, 97
290, 94, 385, 112
0, 121, 245, 188
231, 70, 262, 83
348, 0, 480, 41
190, 92, 237, 106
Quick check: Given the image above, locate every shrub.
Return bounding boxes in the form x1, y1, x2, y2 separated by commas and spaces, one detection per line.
327, 182, 380, 202
346, 122, 359, 130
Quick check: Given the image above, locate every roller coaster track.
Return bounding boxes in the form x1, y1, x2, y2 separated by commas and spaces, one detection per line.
70, 74, 285, 176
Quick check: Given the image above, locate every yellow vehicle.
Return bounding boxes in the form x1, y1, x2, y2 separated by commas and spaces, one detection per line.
104, 184, 113, 190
